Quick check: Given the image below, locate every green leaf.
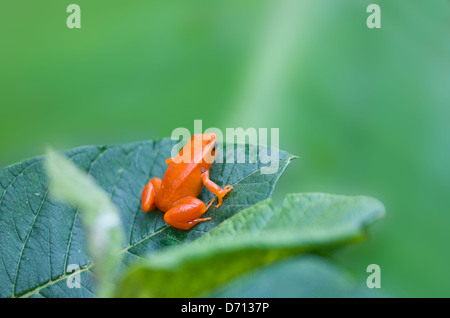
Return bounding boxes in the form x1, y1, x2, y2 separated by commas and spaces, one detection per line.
117, 193, 385, 297
0, 138, 294, 298
209, 254, 384, 298
44, 150, 124, 298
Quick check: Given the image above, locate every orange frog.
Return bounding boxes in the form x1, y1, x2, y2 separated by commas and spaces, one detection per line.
141, 133, 233, 230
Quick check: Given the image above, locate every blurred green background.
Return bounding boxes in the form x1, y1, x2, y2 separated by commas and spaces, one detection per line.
1, 0, 449, 297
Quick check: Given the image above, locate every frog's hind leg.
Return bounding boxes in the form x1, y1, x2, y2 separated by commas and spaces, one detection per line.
141, 177, 162, 212
164, 197, 215, 230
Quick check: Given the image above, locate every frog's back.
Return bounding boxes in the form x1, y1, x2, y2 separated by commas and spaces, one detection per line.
156, 162, 204, 211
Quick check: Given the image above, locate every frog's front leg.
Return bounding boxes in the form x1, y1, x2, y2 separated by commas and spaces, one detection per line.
141, 177, 162, 212
201, 169, 233, 208
164, 197, 215, 230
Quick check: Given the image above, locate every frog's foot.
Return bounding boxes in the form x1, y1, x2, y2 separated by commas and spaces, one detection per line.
141, 178, 162, 212
201, 170, 234, 208
214, 185, 233, 208
164, 197, 215, 230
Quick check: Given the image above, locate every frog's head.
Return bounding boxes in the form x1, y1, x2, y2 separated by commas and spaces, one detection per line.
189, 133, 217, 165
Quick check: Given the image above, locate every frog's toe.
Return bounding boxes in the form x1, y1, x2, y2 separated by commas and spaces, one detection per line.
223, 185, 233, 193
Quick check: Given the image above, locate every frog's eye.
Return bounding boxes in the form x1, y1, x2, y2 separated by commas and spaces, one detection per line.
211, 144, 216, 156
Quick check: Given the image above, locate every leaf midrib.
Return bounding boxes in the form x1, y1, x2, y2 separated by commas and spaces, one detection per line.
14, 155, 291, 298
17, 224, 171, 298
